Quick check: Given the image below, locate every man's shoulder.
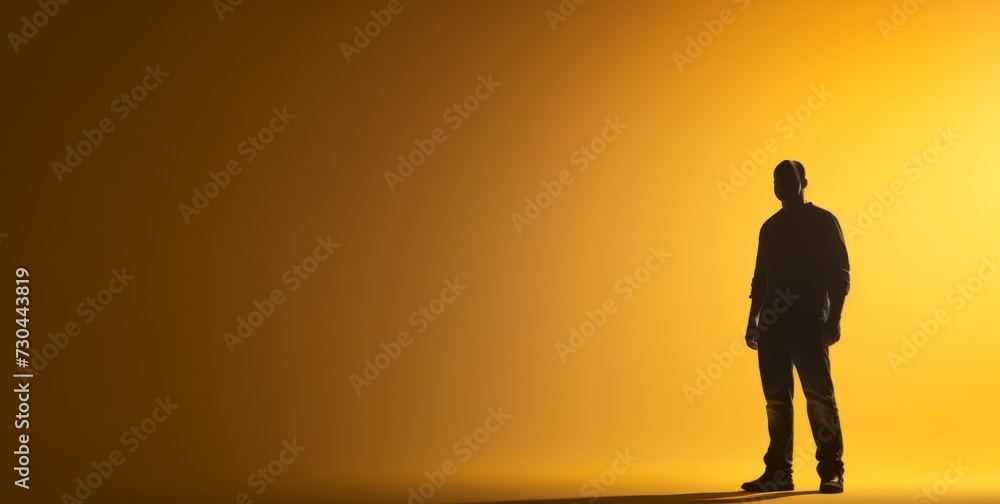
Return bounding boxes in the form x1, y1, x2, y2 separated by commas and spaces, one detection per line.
761, 209, 784, 228
806, 202, 840, 222
758, 211, 781, 240
759, 203, 840, 234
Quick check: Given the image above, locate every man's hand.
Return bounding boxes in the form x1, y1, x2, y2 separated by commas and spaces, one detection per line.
821, 319, 841, 346
745, 324, 760, 351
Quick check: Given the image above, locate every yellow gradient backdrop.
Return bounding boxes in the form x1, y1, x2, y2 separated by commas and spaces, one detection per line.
1, 0, 998, 503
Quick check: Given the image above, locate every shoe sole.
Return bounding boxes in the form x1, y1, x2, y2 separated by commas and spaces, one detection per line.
819, 484, 844, 494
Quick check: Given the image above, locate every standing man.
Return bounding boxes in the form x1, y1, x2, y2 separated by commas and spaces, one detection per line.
742, 160, 849, 494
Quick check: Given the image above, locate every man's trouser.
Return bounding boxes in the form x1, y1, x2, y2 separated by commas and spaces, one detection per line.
757, 332, 844, 478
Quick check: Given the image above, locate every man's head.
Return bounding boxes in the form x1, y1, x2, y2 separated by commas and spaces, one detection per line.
773, 160, 807, 202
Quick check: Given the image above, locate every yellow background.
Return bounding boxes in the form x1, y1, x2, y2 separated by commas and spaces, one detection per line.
1, 0, 998, 502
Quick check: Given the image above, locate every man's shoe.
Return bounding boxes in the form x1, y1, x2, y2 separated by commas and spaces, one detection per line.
819, 475, 844, 494
741, 471, 794, 492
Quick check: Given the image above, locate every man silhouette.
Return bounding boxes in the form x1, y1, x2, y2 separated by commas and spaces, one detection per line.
741, 160, 849, 494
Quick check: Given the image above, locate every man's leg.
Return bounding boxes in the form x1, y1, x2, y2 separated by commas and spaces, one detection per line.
791, 338, 845, 479
758, 342, 795, 474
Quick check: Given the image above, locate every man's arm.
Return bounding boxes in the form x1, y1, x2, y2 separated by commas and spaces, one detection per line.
746, 236, 766, 350
822, 213, 850, 345
746, 296, 765, 350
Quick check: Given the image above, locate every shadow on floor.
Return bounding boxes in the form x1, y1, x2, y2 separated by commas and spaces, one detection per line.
459, 490, 822, 504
